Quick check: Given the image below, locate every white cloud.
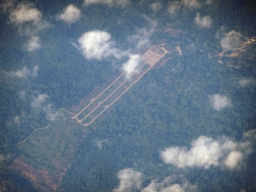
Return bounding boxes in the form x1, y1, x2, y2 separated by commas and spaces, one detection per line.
182, 0, 201, 8
161, 131, 256, 169
84, 0, 113, 6
114, 168, 143, 192
115, 0, 131, 7
168, 0, 202, 15
142, 182, 184, 192
8, 2, 49, 35
162, 184, 184, 192
224, 151, 243, 169
43, 103, 55, 120
25, 36, 41, 51
14, 67, 31, 78
114, 169, 198, 192
238, 78, 252, 87
151, 2, 162, 11
161, 136, 225, 169
238, 78, 256, 88
58, 4, 81, 24
6, 115, 21, 127
10, 3, 42, 24
0, 66, 39, 82
19, 90, 26, 98
168, 1, 181, 15
78, 30, 142, 76
131, 28, 151, 49
84, 0, 130, 7
123, 54, 141, 77
128, 17, 157, 50
15, 66, 38, 78
31, 93, 55, 120
194, 13, 212, 28
220, 30, 246, 50
209, 94, 232, 111
95, 139, 108, 148
206, 0, 213, 4
32, 93, 49, 109
243, 129, 256, 142
114, 168, 197, 192
141, 176, 198, 192
78, 30, 120, 60
13, 116, 21, 126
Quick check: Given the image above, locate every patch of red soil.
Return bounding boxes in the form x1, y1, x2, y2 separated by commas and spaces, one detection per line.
8, 157, 62, 191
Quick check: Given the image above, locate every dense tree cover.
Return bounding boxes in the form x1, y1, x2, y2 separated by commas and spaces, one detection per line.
58, 38, 254, 191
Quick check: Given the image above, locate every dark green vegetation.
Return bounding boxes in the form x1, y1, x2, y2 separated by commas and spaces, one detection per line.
0, 174, 37, 192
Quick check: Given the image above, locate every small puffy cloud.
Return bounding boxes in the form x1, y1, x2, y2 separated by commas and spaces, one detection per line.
10, 3, 42, 24
31, 93, 49, 109
84, 0, 113, 6
243, 129, 256, 144
168, 1, 180, 14
209, 94, 232, 111
25, 36, 41, 51
114, 168, 143, 192
163, 184, 184, 192
168, 0, 201, 14
142, 177, 198, 192
6, 115, 21, 127
238, 78, 256, 88
182, 0, 201, 8
0, 66, 39, 87
84, 0, 130, 7
238, 78, 252, 87
78, 30, 141, 77
143, 183, 185, 192
220, 30, 246, 50
161, 136, 225, 169
19, 90, 26, 98
115, 0, 131, 7
194, 13, 212, 28
13, 66, 38, 78
128, 17, 157, 50
130, 28, 151, 50
123, 54, 141, 77
31, 93, 55, 120
13, 116, 21, 126
151, 2, 162, 11
161, 131, 256, 169
206, 0, 213, 4
95, 139, 108, 148
114, 169, 197, 192
7, 2, 49, 35
78, 30, 119, 60
224, 151, 243, 169
58, 4, 81, 24
14, 67, 32, 78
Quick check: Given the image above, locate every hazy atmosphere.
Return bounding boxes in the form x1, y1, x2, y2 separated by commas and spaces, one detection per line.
0, 0, 256, 191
